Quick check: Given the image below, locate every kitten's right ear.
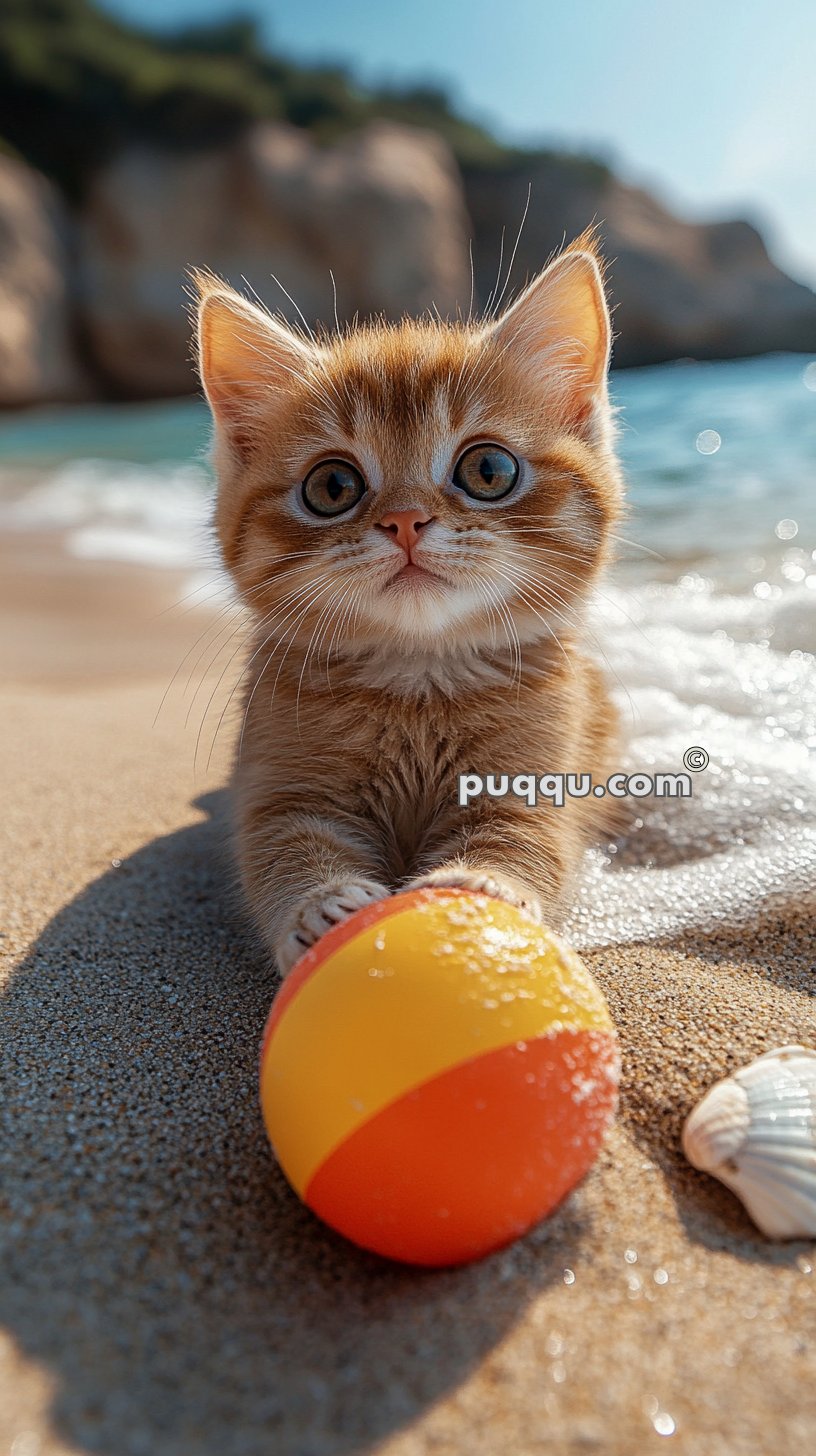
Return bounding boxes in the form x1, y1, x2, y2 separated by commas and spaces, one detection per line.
486, 240, 611, 441
192, 272, 312, 457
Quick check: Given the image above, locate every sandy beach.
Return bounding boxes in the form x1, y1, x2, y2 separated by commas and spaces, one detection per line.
2, 551, 815, 1456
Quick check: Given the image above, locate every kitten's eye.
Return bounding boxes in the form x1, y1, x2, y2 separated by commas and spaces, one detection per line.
452, 444, 519, 502
301, 460, 366, 517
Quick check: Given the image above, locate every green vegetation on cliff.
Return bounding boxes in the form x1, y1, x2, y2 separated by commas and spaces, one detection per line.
0, 0, 610, 198
0, 0, 507, 197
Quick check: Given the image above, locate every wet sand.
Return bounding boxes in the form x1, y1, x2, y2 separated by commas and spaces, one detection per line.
1, 558, 815, 1456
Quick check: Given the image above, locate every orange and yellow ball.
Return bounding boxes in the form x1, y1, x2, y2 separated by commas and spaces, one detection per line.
259, 888, 619, 1266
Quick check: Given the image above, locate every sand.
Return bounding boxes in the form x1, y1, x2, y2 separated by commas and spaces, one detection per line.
1, 557, 815, 1456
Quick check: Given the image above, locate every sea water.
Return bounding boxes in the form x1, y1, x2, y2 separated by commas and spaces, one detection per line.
2, 353, 815, 946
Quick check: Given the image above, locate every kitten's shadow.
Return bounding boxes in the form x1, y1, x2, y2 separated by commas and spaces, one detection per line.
2, 790, 569, 1456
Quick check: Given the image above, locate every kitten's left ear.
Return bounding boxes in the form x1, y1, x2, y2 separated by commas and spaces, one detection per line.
488, 243, 611, 438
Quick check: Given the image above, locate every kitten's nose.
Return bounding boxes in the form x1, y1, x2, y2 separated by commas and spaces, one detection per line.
376, 509, 434, 557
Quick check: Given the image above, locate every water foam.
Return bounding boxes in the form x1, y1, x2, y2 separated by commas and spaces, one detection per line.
565, 577, 816, 947
0, 458, 218, 572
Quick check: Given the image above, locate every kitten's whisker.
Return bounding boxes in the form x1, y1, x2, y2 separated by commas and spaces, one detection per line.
529, 520, 664, 563
517, 545, 656, 649
179, 562, 325, 719
264, 579, 339, 711
221, 575, 339, 771
483, 224, 506, 319
515, 520, 657, 562
469, 575, 504, 669
157, 566, 307, 728
154, 574, 233, 620
513, 559, 637, 720
295, 579, 353, 731
608, 532, 664, 560
158, 564, 323, 720
490, 182, 532, 320
323, 576, 360, 691
329, 269, 340, 336
477, 574, 523, 688
194, 570, 335, 745
485, 580, 523, 691
267, 269, 316, 343
232, 574, 341, 765
487, 563, 575, 672
153, 595, 243, 728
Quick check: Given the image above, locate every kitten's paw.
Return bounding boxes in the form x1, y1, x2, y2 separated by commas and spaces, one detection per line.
407, 867, 543, 923
276, 879, 390, 975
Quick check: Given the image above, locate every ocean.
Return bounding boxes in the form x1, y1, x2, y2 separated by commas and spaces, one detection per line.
2, 353, 815, 946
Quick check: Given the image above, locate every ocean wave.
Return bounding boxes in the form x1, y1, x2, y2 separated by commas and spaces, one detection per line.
0, 458, 218, 571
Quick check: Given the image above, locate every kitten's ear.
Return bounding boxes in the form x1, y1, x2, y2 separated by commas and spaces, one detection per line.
192, 272, 312, 456
488, 243, 611, 437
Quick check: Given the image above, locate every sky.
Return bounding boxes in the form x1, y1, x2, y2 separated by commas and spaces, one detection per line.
102, 0, 816, 286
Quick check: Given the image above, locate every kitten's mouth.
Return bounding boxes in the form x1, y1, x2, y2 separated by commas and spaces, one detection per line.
387, 561, 446, 587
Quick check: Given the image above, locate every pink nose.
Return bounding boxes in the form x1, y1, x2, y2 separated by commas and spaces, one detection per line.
376, 509, 434, 556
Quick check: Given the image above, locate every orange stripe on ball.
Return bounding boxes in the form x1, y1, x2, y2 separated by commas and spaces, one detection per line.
304, 1027, 619, 1267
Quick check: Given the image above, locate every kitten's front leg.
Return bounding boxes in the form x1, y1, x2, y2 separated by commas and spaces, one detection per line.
405, 805, 574, 926
237, 809, 390, 976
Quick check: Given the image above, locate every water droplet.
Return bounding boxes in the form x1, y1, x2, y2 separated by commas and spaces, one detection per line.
695, 429, 721, 455
775, 518, 798, 540
654, 1267, 669, 1285
803, 360, 816, 391
653, 1412, 676, 1436
624, 1248, 638, 1264
563, 1268, 575, 1285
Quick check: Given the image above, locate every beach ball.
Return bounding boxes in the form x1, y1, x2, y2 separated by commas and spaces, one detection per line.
259, 888, 619, 1266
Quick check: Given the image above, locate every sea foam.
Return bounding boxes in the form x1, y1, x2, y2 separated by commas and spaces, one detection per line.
565, 578, 816, 947
0, 458, 218, 571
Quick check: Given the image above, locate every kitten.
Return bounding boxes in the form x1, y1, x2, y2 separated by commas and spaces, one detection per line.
194, 236, 623, 975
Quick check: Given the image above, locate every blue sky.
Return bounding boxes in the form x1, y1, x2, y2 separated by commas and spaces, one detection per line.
102, 0, 816, 286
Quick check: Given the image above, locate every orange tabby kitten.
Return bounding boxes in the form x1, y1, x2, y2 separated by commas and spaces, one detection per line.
194, 237, 622, 975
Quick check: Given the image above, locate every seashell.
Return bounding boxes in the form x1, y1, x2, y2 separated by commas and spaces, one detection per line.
682, 1045, 816, 1239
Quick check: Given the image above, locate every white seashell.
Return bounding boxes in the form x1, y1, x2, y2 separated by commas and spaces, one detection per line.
682, 1045, 816, 1239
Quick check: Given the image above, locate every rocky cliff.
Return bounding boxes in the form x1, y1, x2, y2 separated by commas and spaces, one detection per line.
0, 154, 91, 406
76, 122, 471, 399
463, 157, 816, 367
1, 122, 815, 408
